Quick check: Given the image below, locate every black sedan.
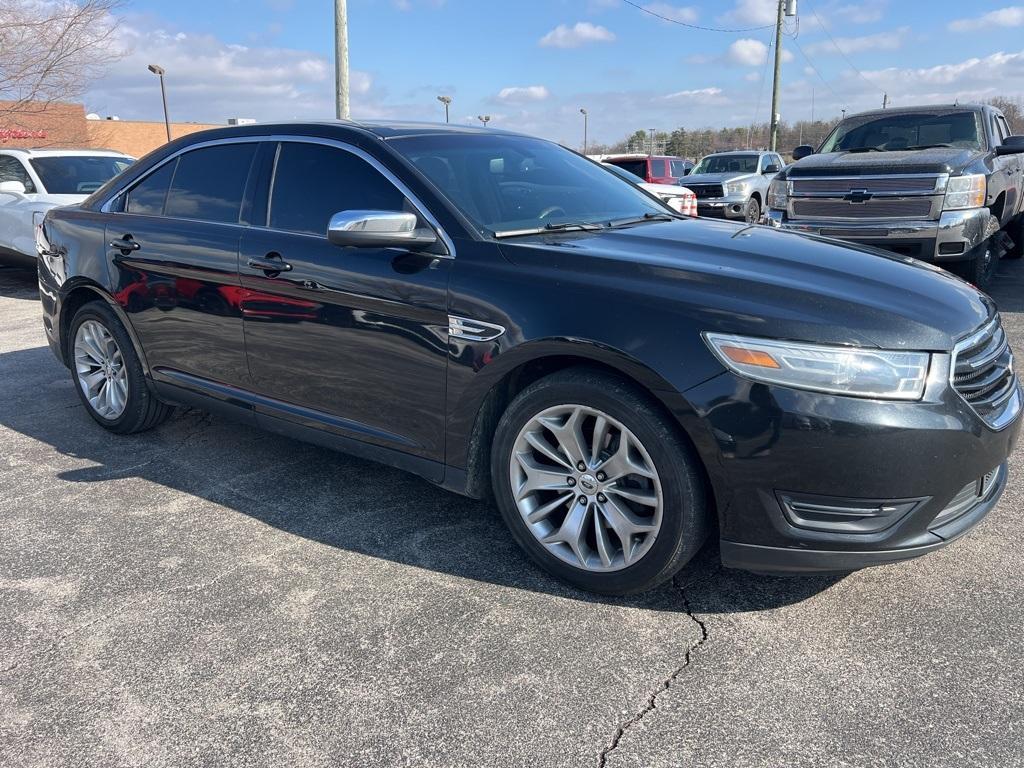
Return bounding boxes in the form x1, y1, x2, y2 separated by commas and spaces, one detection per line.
36, 120, 1020, 594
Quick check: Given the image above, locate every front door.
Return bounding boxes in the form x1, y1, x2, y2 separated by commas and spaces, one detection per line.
105, 141, 259, 387
238, 140, 451, 464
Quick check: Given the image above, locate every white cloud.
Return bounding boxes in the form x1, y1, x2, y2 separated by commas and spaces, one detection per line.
719, 0, 777, 27
726, 38, 791, 66
497, 85, 551, 102
805, 28, 907, 56
539, 22, 616, 48
833, 1, 887, 24
663, 87, 724, 103
949, 6, 1024, 32
641, 3, 699, 23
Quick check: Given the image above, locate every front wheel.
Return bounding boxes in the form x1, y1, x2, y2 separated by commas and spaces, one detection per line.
950, 242, 997, 289
744, 198, 761, 224
490, 368, 709, 595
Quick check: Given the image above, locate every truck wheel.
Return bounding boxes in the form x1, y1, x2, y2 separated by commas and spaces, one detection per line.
951, 243, 997, 289
490, 367, 709, 595
744, 198, 761, 224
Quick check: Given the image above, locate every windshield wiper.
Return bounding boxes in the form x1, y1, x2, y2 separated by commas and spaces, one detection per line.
605, 212, 679, 228
493, 221, 606, 239
844, 147, 885, 153
903, 143, 954, 150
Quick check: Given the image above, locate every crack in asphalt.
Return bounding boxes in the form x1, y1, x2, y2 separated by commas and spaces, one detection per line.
595, 570, 718, 768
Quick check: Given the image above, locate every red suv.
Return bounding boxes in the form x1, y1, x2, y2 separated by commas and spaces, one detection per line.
602, 154, 692, 184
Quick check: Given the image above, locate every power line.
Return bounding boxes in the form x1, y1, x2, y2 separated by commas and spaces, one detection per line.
619, 0, 774, 33
806, 2, 885, 96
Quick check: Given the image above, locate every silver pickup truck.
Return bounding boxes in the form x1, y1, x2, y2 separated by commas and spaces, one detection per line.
679, 150, 784, 224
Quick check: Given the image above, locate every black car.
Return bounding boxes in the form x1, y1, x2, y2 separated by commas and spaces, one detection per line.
37, 121, 1021, 595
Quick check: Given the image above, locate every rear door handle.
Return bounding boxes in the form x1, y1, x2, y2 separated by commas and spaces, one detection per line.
246, 253, 292, 274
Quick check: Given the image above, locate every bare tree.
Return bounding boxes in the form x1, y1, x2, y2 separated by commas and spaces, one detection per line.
0, 0, 122, 118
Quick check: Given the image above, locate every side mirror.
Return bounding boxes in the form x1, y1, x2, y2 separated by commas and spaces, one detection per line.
327, 210, 438, 250
0, 180, 27, 196
764, 164, 782, 174
996, 136, 1024, 156
792, 145, 815, 161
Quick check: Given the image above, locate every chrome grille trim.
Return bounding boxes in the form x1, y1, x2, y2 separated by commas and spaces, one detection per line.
791, 198, 935, 220
950, 317, 1021, 430
791, 174, 945, 197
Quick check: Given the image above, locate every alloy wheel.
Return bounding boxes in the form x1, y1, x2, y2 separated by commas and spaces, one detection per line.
509, 404, 664, 572
74, 320, 128, 420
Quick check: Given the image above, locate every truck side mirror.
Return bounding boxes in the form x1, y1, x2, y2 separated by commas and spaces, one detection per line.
792, 145, 814, 161
995, 136, 1024, 156
0, 180, 27, 196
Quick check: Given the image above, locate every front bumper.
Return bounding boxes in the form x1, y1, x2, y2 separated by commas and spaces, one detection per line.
763, 207, 995, 262
673, 365, 1021, 574
698, 194, 751, 220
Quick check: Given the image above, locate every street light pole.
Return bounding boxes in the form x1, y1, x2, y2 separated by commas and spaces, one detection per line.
437, 95, 452, 123
477, 115, 491, 127
147, 64, 171, 143
335, 0, 350, 120
580, 108, 588, 154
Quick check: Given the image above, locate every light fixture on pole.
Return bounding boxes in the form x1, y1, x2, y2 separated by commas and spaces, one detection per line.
437, 95, 452, 123
477, 115, 491, 127
580, 108, 588, 154
147, 64, 171, 143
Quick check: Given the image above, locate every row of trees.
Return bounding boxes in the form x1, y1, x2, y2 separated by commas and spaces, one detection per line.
590, 98, 1024, 161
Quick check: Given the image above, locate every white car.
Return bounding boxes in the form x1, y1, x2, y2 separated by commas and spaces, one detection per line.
0, 148, 134, 266
602, 162, 697, 216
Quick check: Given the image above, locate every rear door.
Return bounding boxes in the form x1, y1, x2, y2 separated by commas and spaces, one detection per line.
238, 139, 451, 466
104, 141, 258, 388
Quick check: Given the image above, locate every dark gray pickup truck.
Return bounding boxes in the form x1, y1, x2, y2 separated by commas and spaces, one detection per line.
765, 104, 1024, 286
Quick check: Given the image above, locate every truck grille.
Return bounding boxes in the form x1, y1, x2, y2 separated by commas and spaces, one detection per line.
951, 317, 1020, 429
791, 199, 934, 219
687, 184, 724, 199
791, 176, 941, 195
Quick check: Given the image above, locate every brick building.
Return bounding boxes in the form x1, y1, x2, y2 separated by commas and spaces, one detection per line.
0, 101, 221, 159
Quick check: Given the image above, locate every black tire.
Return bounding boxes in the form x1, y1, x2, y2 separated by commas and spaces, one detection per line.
68, 301, 174, 434
490, 367, 709, 595
950, 242, 997, 289
744, 197, 761, 224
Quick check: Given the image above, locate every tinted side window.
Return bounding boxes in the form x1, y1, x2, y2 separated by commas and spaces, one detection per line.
269, 142, 407, 236
648, 158, 665, 178
0, 155, 35, 192
164, 143, 257, 224
125, 159, 176, 215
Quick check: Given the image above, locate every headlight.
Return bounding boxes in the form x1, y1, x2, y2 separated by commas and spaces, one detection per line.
943, 174, 986, 211
704, 333, 931, 400
726, 179, 750, 195
767, 178, 788, 210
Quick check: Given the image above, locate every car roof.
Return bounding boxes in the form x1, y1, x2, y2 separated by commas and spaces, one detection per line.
703, 149, 767, 156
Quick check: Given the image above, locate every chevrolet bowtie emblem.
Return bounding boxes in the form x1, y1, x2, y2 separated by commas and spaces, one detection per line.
844, 189, 873, 204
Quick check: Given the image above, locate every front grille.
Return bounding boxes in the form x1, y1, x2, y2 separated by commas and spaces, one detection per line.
951, 317, 1020, 429
791, 199, 934, 219
792, 176, 941, 195
688, 184, 724, 199
930, 466, 1001, 530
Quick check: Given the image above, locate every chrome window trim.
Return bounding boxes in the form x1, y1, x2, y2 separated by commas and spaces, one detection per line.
100, 134, 456, 259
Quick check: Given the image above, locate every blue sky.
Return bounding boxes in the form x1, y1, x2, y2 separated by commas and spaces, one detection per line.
84, 0, 1024, 146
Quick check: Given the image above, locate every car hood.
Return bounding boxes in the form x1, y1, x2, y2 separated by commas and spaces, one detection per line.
787, 147, 984, 176
680, 171, 755, 185
641, 182, 691, 196
498, 218, 991, 352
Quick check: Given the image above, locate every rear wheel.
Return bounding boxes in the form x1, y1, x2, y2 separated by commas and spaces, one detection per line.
69, 301, 174, 434
490, 368, 709, 595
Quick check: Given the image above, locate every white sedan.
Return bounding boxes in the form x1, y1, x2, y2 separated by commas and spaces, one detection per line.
602, 162, 697, 216
0, 148, 133, 266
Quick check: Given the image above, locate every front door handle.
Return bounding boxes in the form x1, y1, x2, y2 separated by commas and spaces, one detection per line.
109, 236, 141, 253
246, 253, 293, 275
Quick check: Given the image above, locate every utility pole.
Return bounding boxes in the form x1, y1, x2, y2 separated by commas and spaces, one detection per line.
649, 127, 656, 154
769, 0, 798, 151
334, 0, 350, 120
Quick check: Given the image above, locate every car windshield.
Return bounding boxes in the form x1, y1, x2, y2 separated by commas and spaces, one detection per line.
818, 110, 984, 153
29, 155, 133, 195
691, 154, 759, 174
390, 134, 668, 236
603, 158, 647, 178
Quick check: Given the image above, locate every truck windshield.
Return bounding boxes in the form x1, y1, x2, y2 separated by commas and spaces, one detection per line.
692, 154, 759, 174
819, 110, 984, 153
390, 134, 668, 236
29, 155, 133, 195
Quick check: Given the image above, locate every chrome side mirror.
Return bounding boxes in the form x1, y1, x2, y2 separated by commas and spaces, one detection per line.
327, 210, 438, 250
0, 180, 27, 196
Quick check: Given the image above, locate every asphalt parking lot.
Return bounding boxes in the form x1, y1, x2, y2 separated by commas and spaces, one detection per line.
1, 262, 1023, 768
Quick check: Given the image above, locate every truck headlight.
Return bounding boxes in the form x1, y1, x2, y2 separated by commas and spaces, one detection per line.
943, 174, 986, 211
704, 333, 931, 400
726, 179, 750, 195
767, 178, 788, 210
